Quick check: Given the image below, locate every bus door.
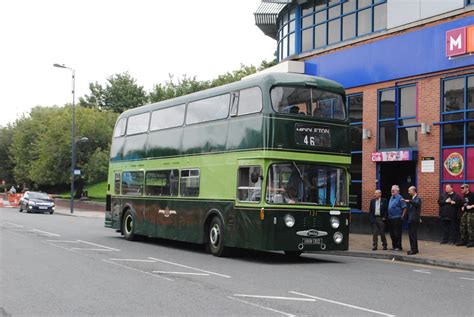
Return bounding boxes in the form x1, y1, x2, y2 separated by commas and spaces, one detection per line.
110, 171, 122, 227
144, 169, 179, 239
234, 161, 264, 248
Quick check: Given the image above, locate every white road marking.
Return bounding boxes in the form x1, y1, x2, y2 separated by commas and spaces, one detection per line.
459, 277, 474, 281
227, 296, 295, 317
148, 257, 231, 278
1, 222, 24, 228
45, 240, 79, 243
30, 229, 61, 237
233, 294, 315, 302
413, 269, 431, 274
71, 248, 115, 251
289, 291, 395, 317
109, 258, 156, 263
102, 259, 173, 281
77, 240, 120, 251
152, 271, 210, 276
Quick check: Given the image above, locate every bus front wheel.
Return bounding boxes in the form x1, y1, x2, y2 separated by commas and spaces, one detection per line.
122, 210, 137, 241
208, 216, 227, 257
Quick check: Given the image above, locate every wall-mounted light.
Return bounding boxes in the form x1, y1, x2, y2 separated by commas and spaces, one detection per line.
421, 123, 431, 135
362, 128, 371, 139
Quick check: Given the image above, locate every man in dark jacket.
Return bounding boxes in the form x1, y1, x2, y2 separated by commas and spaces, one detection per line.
403, 186, 422, 255
438, 184, 462, 244
369, 189, 388, 250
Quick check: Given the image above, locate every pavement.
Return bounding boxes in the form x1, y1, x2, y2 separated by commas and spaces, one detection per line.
52, 205, 474, 271
1, 206, 473, 316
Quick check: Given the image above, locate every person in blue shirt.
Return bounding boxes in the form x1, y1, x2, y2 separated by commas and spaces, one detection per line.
388, 185, 407, 251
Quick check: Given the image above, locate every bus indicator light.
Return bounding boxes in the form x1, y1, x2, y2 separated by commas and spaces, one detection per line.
260, 208, 265, 220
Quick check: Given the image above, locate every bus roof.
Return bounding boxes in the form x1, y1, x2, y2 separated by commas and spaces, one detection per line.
120, 72, 345, 118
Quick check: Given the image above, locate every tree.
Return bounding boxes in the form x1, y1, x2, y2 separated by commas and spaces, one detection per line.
0, 126, 15, 187
79, 72, 148, 113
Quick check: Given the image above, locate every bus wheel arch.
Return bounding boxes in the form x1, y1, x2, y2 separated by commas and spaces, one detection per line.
121, 206, 137, 241
204, 210, 227, 257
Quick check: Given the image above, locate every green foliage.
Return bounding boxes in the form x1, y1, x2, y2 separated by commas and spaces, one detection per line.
9, 106, 117, 187
83, 148, 109, 184
0, 126, 14, 186
149, 74, 211, 103
79, 72, 148, 113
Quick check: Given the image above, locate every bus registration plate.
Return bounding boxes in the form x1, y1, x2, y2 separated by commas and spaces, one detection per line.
302, 238, 322, 245
295, 124, 331, 147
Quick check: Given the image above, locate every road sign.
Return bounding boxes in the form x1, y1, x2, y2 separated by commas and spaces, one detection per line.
74, 169, 81, 176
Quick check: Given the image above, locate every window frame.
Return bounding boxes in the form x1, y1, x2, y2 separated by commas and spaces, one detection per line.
150, 104, 186, 132
236, 165, 263, 204
234, 86, 264, 117
440, 74, 474, 191
270, 85, 347, 121
121, 171, 145, 196
347, 93, 363, 211
113, 118, 127, 138
179, 168, 200, 197
126, 112, 151, 136
377, 84, 419, 150
292, 0, 388, 57
185, 93, 231, 125
145, 169, 180, 197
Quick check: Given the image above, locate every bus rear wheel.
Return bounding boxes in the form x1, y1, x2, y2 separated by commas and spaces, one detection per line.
122, 210, 137, 241
208, 216, 227, 257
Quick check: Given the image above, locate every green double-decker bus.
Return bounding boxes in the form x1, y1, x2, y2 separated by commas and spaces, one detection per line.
105, 72, 350, 257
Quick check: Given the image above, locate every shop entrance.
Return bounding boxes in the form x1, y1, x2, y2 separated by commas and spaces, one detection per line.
379, 161, 417, 200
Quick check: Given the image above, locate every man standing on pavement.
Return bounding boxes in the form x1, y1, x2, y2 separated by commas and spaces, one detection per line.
403, 186, 421, 255
369, 189, 388, 251
438, 184, 462, 244
388, 185, 407, 251
457, 184, 474, 247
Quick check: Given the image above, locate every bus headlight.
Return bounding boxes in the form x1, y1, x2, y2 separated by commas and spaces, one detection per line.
330, 217, 340, 229
333, 232, 343, 244
284, 214, 295, 228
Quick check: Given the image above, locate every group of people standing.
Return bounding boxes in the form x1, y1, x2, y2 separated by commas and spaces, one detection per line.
368, 183, 474, 255
369, 185, 421, 255
438, 183, 474, 247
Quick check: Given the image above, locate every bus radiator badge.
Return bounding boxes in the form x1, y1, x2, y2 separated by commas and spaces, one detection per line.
296, 229, 328, 237
159, 207, 177, 218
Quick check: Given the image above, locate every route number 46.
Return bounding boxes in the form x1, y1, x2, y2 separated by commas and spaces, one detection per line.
304, 135, 316, 146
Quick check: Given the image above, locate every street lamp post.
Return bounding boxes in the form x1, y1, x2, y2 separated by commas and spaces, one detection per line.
53, 63, 76, 214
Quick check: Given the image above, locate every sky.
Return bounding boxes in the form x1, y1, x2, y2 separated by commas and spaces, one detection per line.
0, 0, 276, 127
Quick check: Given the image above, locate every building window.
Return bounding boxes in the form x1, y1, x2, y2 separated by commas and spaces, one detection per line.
378, 85, 418, 150
347, 93, 363, 210
440, 74, 474, 193
279, 0, 387, 59
277, 7, 298, 60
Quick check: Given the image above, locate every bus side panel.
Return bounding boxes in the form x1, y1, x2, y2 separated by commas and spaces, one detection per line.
123, 134, 148, 160
226, 115, 264, 151
232, 209, 266, 250
182, 121, 228, 155
110, 197, 122, 230
147, 128, 183, 158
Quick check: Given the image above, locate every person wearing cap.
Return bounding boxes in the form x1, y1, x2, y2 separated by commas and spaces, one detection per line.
457, 184, 474, 247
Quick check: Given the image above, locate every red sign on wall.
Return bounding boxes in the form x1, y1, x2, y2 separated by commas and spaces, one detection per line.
446, 27, 466, 57
446, 25, 474, 58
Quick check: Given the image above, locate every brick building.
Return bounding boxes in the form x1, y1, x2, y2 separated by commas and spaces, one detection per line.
255, 0, 474, 238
